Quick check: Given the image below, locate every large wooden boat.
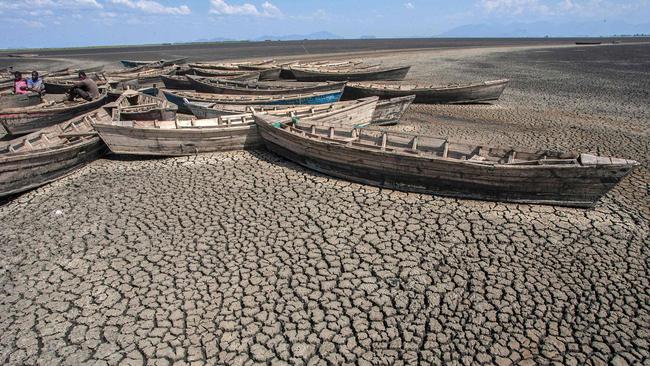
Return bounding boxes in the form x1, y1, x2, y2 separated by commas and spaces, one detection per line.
253, 114, 639, 208
0, 109, 108, 197
187, 76, 347, 95
187, 67, 260, 79
187, 60, 275, 71
106, 66, 176, 85
186, 96, 410, 125
120, 57, 188, 68
0, 91, 109, 135
290, 65, 411, 82
162, 89, 343, 113
107, 90, 177, 121
342, 79, 509, 104
93, 97, 378, 156
161, 73, 260, 90
371, 95, 415, 125
0, 93, 43, 109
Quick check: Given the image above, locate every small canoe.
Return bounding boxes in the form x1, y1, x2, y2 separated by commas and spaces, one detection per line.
187, 60, 275, 70
162, 89, 343, 114
575, 41, 602, 45
254, 115, 639, 208
371, 95, 415, 126
0, 109, 108, 197
187, 76, 347, 95
107, 90, 177, 121
0, 93, 43, 109
290, 65, 411, 82
342, 79, 510, 104
93, 97, 378, 156
0, 91, 109, 135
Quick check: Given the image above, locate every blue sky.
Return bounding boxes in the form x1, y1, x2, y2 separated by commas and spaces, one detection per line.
1, 0, 649, 48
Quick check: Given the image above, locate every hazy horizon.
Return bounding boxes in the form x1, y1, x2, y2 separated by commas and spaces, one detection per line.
1, 0, 650, 49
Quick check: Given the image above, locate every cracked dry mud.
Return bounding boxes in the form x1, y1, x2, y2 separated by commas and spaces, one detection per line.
1, 43, 649, 365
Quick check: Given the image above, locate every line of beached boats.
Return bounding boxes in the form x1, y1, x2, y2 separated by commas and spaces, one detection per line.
0, 58, 638, 207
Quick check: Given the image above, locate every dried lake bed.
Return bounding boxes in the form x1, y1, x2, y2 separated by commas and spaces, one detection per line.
1, 41, 648, 365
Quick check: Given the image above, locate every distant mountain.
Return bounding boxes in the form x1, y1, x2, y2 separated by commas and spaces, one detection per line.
438, 21, 650, 37
194, 37, 239, 42
253, 31, 343, 41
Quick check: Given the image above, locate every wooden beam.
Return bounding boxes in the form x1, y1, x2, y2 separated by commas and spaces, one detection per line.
442, 141, 449, 158
381, 132, 387, 150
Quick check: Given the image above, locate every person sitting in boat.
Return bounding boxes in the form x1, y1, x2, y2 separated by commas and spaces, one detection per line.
13, 72, 29, 95
68, 71, 99, 101
27, 71, 45, 94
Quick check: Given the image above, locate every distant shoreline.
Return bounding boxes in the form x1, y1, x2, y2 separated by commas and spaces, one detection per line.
2, 36, 650, 53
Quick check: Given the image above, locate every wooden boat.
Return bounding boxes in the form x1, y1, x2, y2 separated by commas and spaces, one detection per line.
187, 97, 378, 125
0, 109, 108, 197
186, 96, 410, 125
0, 91, 109, 135
342, 79, 510, 104
254, 115, 639, 207
188, 67, 260, 78
120, 57, 187, 68
161, 73, 260, 90
162, 89, 343, 114
187, 76, 347, 95
187, 60, 275, 71
107, 90, 177, 121
44, 74, 108, 94
238, 65, 281, 81
93, 97, 378, 156
575, 41, 602, 45
106, 66, 176, 84
0, 93, 43, 109
290, 65, 411, 82
371, 95, 415, 125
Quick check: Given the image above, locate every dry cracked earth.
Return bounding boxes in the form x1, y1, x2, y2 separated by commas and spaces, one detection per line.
1, 43, 649, 365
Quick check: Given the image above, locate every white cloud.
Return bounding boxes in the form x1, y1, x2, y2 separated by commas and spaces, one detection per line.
480, 0, 551, 15
110, 0, 190, 14
405, 2, 414, 9
210, 0, 282, 17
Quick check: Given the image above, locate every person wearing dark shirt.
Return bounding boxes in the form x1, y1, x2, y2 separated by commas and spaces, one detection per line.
68, 71, 99, 101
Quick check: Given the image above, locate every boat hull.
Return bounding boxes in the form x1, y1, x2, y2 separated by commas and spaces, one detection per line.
0, 93, 42, 109
188, 78, 346, 96
162, 90, 343, 114
0, 137, 106, 197
291, 66, 411, 82
161, 75, 192, 90
342, 80, 509, 104
95, 123, 261, 156
371, 95, 415, 125
256, 121, 636, 207
0, 95, 109, 135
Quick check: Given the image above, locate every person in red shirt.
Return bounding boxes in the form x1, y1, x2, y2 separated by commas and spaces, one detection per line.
13, 72, 29, 95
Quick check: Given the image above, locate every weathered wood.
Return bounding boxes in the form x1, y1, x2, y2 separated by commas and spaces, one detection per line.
342, 79, 510, 104
0, 109, 109, 197
0, 92, 109, 136
93, 97, 378, 157
108, 90, 177, 122
253, 114, 639, 208
162, 89, 343, 114
0, 93, 43, 109
290, 65, 411, 82
186, 76, 347, 96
